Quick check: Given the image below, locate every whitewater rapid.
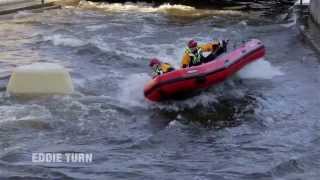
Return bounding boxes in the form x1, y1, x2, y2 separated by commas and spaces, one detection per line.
2, 2, 319, 180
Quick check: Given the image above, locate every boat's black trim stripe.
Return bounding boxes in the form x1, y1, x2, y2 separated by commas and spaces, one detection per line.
145, 44, 264, 97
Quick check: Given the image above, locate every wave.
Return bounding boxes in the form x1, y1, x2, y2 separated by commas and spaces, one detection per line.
0, 104, 52, 129
116, 72, 246, 111
78, 1, 243, 17
43, 34, 87, 47
237, 58, 284, 79
117, 73, 151, 108
79, 1, 195, 13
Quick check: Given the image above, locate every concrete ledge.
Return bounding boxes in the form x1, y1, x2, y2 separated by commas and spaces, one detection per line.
299, 17, 320, 55
0, 2, 60, 15
0, 0, 80, 15
310, 0, 320, 25
0, 0, 31, 6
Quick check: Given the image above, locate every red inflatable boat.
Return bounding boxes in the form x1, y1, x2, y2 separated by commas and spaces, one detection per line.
144, 39, 265, 102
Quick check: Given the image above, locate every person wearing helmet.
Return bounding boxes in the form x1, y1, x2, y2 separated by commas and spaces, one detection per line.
149, 58, 175, 78
181, 39, 228, 68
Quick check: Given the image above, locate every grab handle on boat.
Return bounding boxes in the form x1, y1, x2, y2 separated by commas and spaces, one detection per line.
195, 76, 207, 84
224, 59, 231, 68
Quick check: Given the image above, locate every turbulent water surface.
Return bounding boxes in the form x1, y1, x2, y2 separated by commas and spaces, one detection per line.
0, 1, 320, 179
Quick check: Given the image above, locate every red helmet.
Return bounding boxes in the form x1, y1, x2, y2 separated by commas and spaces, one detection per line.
188, 40, 197, 48
149, 58, 161, 67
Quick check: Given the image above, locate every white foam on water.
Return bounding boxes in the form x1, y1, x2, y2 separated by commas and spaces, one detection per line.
79, 1, 243, 16
155, 4, 198, 15
80, 1, 153, 12
152, 80, 242, 111
89, 31, 185, 67
85, 24, 109, 31
239, 20, 248, 26
281, 20, 297, 28
280, 13, 297, 28
0, 104, 52, 127
16, 63, 64, 72
88, 36, 148, 59
152, 78, 245, 111
162, 93, 220, 111
168, 120, 179, 128
80, 1, 195, 13
212, 27, 227, 32
237, 59, 284, 79
13, 10, 34, 19
44, 34, 87, 47
117, 73, 151, 108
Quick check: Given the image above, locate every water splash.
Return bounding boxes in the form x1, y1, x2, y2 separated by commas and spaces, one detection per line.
79, 1, 195, 13
13, 10, 34, 19
117, 73, 151, 107
78, 1, 243, 17
85, 24, 109, 31
154, 93, 220, 111
237, 59, 284, 79
43, 34, 87, 47
0, 104, 52, 129
280, 12, 297, 28
117, 69, 245, 110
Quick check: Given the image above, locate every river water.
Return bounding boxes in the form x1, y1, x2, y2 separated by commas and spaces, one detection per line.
0, 1, 320, 179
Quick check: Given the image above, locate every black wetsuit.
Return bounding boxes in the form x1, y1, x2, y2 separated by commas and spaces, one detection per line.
201, 45, 226, 64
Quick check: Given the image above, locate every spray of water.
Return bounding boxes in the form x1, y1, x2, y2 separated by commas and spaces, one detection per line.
43, 34, 87, 47
78, 1, 243, 17
117, 58, 282, 109
237, 58, 284, 79
0, 104, 52, 129
117, 73, 151, 108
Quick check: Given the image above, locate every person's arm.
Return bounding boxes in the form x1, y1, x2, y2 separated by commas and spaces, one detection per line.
162, 63, 175, 72
181, 53, 191, 68
200, 42, 220, 52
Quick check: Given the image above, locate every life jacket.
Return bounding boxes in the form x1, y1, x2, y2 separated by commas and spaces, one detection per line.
152, 63, 174, 77
185, 47, 203, 66
152, 65, 163, 77
161, 63, 174, 73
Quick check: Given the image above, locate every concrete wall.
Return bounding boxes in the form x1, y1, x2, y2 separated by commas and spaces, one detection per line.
0, 0, 29, 5
311, 0, 320, 24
